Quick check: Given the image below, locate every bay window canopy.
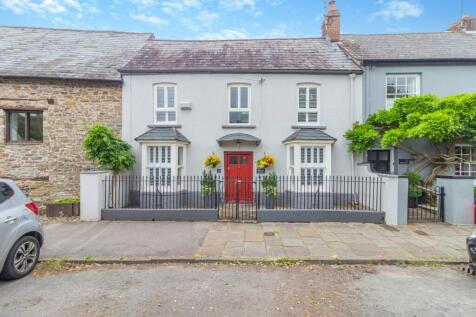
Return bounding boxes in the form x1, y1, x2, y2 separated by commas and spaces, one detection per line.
217, 133, 261, 146
135, 127, 190, 144
283, 128, 336, 143
135, 127, 190, 180
283, 128, 336, 180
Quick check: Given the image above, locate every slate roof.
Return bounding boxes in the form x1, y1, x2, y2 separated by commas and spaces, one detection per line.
283, 128, 336, 143
217, 133, 261, 146
340, 32, 476, 62
0, 26, 153, 81
120, 38, 361, 74
135, 127, 190, 144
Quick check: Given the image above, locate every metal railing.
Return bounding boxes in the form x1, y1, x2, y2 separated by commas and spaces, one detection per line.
103, 175, 384, 219
408, 185, 445, 222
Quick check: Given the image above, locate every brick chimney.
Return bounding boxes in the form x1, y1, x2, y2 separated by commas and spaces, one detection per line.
322, 0, 341, 42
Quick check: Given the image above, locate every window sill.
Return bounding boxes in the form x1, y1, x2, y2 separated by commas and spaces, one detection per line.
292, 125, 327, 130
222, 124, 256, 129
5, 141, 43, 145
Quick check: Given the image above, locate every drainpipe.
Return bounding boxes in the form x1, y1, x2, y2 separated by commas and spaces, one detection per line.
349, 73, 356, 176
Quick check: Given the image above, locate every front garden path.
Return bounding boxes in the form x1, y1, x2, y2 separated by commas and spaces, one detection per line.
41, 221, 474, 263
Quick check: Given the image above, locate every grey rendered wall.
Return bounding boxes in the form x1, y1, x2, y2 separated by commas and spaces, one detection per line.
123, 73, 362, 176
436, 176, 475, 225
364, 63, 476, 118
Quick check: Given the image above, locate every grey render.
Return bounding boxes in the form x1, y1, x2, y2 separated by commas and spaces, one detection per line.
0, 26, 153, 81
340, 32, 476, 175
121, 37, 363, 177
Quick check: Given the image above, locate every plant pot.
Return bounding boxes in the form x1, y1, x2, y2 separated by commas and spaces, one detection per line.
265, 196, 276, 209
45, 203, 80, 217
203, 195, 216, 208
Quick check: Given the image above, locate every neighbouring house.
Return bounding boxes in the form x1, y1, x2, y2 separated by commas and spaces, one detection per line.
340, 31, 476, 177
0, 26, 153, 204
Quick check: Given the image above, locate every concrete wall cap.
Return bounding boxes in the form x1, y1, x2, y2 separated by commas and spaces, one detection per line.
436, 175, 475, 179
80, 170, 113, 175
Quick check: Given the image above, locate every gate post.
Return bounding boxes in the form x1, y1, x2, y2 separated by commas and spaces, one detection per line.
80, 170, 112, 221
235, 178, 240, 220
379, 174, 408, 225
439, 186, 445, 222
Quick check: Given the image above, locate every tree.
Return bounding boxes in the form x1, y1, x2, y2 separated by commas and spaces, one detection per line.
82, 124, 135, 174
345, 93, 476, 184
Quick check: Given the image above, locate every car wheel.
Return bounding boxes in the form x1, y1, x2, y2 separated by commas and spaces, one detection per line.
0, 236, 40, 280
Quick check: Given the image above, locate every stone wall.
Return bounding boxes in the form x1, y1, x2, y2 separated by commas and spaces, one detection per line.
0, 78, 122, 205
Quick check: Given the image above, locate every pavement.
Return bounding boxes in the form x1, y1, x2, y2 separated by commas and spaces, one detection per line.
40, 221, 475, 263
1, 264, 475, 316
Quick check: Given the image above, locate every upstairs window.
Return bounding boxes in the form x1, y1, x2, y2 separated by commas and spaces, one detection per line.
298, 84, 319, 124
6, 110, 43, 143
155, 84, 177, 124
228, 84, 250, 124
385, 74, 420, 109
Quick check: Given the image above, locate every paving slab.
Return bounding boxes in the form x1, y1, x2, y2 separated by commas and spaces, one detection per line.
40, 221, 474, 263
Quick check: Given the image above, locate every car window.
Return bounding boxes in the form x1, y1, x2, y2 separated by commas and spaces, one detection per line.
0, 182, 14, 205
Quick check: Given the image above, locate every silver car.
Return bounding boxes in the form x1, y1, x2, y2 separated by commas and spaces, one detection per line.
0, 179, 43, 280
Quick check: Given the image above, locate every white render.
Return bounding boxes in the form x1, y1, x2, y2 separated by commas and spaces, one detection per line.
122, 72, 362, 177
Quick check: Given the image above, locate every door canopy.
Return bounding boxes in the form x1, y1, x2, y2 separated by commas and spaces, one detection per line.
217, 133, 261, 146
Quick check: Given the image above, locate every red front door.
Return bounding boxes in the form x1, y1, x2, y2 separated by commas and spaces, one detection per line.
225, 152, 253, 203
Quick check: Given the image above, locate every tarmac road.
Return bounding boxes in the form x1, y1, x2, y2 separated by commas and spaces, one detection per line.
0, 263, 475, 317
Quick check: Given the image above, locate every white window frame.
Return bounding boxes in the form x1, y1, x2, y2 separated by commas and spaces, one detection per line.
385, 74, 421, 109
140, 142, 187, 189
285, 142, 333, 190
228, 84, 251, 125
454, 144, 476, 176
297, 83, 320, 125
154, 83, 178, 124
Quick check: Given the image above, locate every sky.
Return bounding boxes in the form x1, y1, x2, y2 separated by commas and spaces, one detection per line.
0, 0, 475, 39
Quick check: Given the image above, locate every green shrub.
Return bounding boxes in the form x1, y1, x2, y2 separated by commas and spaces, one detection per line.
404, 171, 423, 198
82, 124, 135, 174
200, 170, 216, 196
262, 172, 278, 198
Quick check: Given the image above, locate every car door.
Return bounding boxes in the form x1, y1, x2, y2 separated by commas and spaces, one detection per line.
0, 182, 20, 257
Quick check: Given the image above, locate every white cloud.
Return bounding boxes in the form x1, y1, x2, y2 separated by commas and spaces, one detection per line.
130, 13, 168, 25
373, 0, 423, 20
0, 0, 82, 14
219, 0, 256, 10
198, 28, 248, 39
161, 0, 202, 15
181, 10, 218, 31
131, 0, 155, 6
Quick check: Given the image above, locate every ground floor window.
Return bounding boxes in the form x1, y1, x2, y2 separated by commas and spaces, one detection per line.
455, 145, 476, 176
367, 150, 391, 174
140, 143, 187, 185
6, 110, 43, 142
286, 143, 332, 186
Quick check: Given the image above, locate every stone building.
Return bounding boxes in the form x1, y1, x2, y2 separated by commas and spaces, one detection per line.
0, 26, 152, 204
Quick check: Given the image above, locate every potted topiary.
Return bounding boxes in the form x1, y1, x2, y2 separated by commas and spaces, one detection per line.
201, 170, 216, 208
45, 198, 80, 217
405, 171, 423, 208
262, 172, 278, 209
